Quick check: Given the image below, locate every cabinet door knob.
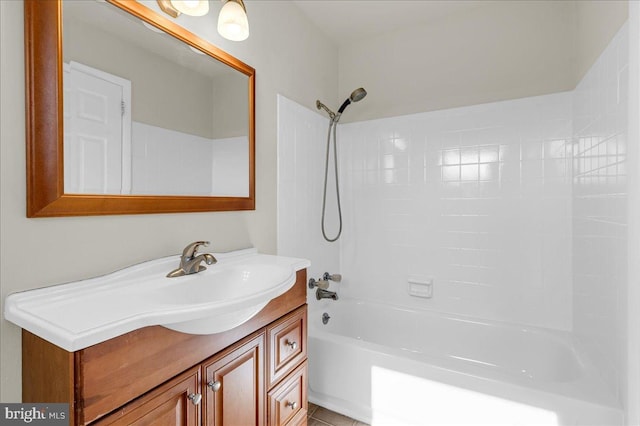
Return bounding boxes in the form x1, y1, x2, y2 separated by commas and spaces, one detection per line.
188, 393, 202, 405
285, 340, 298, 350
207, 380, 222, 392
285, 401, 298, 410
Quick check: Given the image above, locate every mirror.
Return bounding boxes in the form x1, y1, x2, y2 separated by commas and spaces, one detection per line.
25, 0, 255, 217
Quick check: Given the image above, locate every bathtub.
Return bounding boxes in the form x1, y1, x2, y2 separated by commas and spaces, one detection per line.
308, 299, 622, 426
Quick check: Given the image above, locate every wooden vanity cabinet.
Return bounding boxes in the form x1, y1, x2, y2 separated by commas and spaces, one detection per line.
22, 269, 308, 426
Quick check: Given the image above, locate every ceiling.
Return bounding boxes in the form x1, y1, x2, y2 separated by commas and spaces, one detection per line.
291, 0, 492, 45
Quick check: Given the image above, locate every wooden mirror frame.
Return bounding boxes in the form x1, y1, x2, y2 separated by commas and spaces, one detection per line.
25, 0, 255, 217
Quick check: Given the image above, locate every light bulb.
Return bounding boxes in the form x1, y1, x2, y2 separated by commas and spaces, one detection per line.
170, 0, 209, 17
218, 0, 249, 41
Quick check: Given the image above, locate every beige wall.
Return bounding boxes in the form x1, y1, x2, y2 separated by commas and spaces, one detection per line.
0, 0, 337, 402
338, 0, 628, 123
211, 72, 249, 139
576, 0, 629, 83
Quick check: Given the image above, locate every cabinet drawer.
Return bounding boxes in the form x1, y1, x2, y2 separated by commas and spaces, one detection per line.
267, 361, 307, 426
267, 306, 307, 388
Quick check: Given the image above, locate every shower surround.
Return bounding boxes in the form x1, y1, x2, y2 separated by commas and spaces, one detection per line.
338, 91, 574, 330
277, 22, 629, 425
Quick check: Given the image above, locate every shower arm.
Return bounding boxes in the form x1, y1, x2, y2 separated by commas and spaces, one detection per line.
316, 100, 336, 121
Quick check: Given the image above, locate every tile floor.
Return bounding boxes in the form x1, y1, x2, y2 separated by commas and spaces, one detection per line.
307, 403, 369, 426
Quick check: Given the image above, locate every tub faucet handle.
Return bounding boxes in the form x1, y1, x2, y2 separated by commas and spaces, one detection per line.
308, 278, 329, 290
323, 272, 342, 282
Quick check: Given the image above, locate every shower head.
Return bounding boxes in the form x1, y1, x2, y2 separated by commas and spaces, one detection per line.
350, 87, 367, 103
337, 87, 367, 115
317, 87, 367, 123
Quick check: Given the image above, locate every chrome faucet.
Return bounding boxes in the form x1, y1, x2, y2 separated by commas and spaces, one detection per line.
167, 241, 217, 278
316, 288, 338, 301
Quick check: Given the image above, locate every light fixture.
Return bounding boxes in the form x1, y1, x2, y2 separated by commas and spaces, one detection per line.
218, 0, 249, 41
157, 0, 210, 18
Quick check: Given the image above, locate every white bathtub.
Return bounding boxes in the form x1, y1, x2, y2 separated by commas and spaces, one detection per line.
308, 299, 622, 426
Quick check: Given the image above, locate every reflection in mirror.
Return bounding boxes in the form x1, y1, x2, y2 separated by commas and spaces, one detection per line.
62, 1, 249, 197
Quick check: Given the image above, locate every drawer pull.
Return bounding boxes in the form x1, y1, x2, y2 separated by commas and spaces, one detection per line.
285, 340, 298, 350
207, 380, 222, 392
285, 401, 298, 410
188, 393, 202, 405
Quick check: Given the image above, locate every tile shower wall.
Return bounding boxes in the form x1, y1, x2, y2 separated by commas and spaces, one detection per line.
572, 23, 628, 401
277, 95, 340, 284
339, 93, 574, 330
277, 18, 630, 409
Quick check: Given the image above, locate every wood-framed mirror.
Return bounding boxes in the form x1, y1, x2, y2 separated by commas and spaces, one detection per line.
25, 0, 255, 217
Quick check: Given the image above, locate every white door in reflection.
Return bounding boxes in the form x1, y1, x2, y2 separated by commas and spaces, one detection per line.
63, 61, 132, 194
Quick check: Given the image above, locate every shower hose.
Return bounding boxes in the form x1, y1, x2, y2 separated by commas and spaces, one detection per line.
321, 118, 342, 242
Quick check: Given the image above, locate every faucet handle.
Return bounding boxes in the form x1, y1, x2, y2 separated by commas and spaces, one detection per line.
322, 272, 342, 282
308, 278, 329, 290
182, 241, 210, 258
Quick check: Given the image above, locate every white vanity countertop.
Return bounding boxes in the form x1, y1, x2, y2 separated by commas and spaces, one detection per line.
4, 248, 310, 352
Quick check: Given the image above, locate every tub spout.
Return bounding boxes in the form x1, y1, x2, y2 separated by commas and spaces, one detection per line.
316, 288, 338, 301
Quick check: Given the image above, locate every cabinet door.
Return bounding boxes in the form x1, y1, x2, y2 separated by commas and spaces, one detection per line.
94, 367, 201, 426
203, 332, 265, 426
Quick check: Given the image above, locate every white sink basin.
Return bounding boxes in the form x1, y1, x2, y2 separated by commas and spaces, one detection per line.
4, 248, 310, 351
153, 263, 299, 334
